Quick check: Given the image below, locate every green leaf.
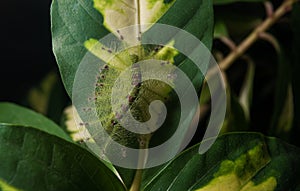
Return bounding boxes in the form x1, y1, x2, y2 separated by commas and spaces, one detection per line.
219, 61, 252, 133
61, 105, 84, 142
51, 0, 213, 96
270, 44, 293, 139
213, 0, 266, 5
52, 0, 214, 184
222, 94, 249, 133
0, 124, 126, 191
93, 0, 175, 35
27, 71, 58, 115
214, 20, 229, 38
27, 71, 70, 124
141, 133, 300, 191
0, 102, 71, 142
214, 3, 264, 38
0, 179, 22, 191
239, 60, 255, 120
51, 0, 110, 97
274, 86, 293, 137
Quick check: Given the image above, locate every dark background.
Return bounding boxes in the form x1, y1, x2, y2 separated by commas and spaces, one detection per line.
0, 0, 59, 103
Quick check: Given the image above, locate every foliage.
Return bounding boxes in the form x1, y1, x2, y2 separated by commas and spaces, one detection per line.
1, 0, 300, 190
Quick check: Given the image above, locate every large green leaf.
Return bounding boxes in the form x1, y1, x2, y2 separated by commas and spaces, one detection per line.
0, 102, 71, 142
51, 0, 109, 97
0, 103, 122, 180
141, 133, 300, 190
0, 124, 126, 191
51, 0, 213, 96
52, 0, 214, 186
52, 0, 214, 170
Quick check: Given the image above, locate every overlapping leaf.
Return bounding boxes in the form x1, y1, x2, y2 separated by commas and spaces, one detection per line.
51, 0, 213, 96
0, 102, 71, 142
0, 124, 126, 191
141, 133, 300, 191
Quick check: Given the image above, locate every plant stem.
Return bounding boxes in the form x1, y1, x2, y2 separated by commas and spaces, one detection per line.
129, 134, 151, 191
130, 169, 143, 191
219, 0, 297, 70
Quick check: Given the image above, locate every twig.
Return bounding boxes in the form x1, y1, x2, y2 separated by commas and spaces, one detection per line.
129, 134, 151, 191
219, 0, 297, 70
265, 1, 274, 17
219, 36, 237, 51
258, 32, 281, 53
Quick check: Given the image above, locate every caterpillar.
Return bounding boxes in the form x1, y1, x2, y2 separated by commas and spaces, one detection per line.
72, 23, 226, 169
79, 30, 179, 151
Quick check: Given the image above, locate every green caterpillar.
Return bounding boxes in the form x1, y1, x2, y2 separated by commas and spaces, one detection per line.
84, 38, 178, 149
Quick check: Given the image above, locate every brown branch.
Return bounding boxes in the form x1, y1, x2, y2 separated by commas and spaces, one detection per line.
219, 0, 298, 70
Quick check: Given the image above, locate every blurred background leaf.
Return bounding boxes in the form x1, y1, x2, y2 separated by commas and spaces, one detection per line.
26, 71, 70, 124
291, 2, 300, 146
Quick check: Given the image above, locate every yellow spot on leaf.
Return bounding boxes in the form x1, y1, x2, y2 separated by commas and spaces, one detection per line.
240, 177, 277, 191
0, 179, 23, 191
195, 144, 273, 191
93, 0, 175, 35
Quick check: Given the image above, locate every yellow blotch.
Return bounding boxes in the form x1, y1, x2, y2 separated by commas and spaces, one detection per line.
241, 177, 277, 191
195, 174, 241, 191
195, 144, 273, 191
0, 179, 23, 191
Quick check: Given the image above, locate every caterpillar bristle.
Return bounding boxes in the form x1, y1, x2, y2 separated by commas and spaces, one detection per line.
96, 83, 104, 87
137, 31, 142, 42
121, 104, 129, 112
103, 65, 109, 70
128, 95, 134, 103
83, 107, 92, 112
115, 112, 123, 120
111, 120, 118, 126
